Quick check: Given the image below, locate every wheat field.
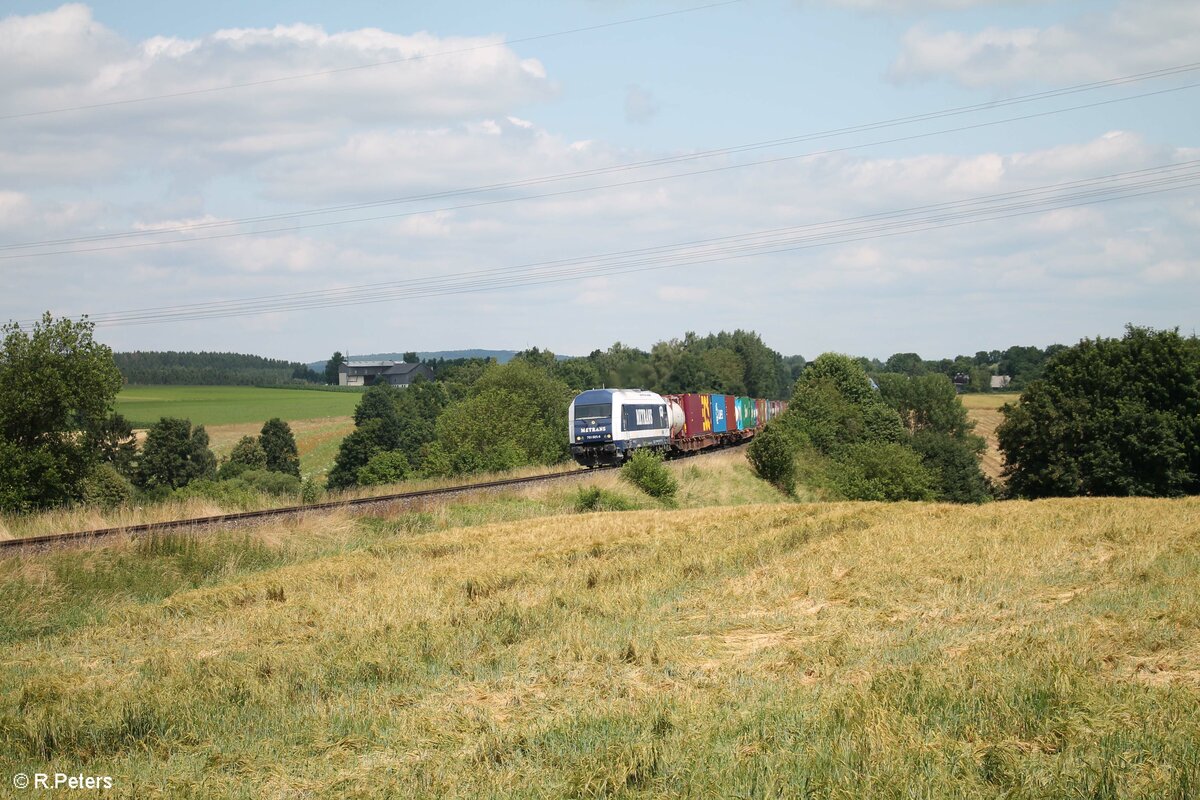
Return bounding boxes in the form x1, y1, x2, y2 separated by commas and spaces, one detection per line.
1, 477, 1197, 797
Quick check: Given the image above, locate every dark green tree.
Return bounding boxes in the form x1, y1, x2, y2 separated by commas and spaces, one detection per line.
884, 352, 927, 376
260, 417, 301, 477
85, 412, 138, 479
324, 351, 346, 385
403, 351, 420, 364
137, 417, 217, 490
998, 326, 1200, 498
747, 422, 797, 494
0, 313, 123, 511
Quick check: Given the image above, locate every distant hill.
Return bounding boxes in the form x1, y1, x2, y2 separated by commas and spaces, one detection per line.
116, 351, 320, 386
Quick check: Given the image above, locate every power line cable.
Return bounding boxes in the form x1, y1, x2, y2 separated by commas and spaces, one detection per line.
0, 1, 740, 122
22, 162, 1196, 327
51, 160, 1200, 321
5, 80, 1198, 261
4, 61, 1198, 253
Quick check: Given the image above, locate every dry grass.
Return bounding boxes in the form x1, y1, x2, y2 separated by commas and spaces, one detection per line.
960, 393, 1018, 483
2, 495, 1197, 797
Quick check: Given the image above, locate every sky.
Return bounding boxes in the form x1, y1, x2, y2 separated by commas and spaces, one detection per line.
1, 0, 1197, 361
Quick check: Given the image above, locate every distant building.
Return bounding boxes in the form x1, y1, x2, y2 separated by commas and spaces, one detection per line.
952, 373, 971, 394
339, 360, 434, 388
990, 375, 1012, 390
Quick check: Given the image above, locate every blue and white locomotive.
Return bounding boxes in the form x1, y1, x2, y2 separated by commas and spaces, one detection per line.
569, 389, 674, 467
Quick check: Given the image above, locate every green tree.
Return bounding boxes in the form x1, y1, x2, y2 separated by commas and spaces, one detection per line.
229, 435, 267, 469
998, 326, 1200, 498
403, 351, 420, 364
620, 449, 678, 501
876, 373, 972, 438
357, 450, 412, 487
0, 313, 123, 511
829, 442, 935, 501
324, 351, 346, 385
884, 352, 927, 376
86, 412, 138, 479
426, 361, 571, 476
747, 422, 797, 494
260, 418, 301, 477
137, 417, 217, 490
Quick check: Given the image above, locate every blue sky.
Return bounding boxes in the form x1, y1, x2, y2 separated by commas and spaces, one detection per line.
1, 1, 1197, 361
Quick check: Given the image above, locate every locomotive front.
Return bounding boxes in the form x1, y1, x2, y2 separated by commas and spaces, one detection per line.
569, 389, 672, 467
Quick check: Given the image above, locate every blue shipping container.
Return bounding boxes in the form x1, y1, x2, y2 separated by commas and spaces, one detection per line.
711, 394, 729, 432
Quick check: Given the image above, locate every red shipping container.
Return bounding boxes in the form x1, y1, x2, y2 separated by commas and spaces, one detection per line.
755, 399, 767, 428
724, 395, 737, 431
677, 393, 708, 438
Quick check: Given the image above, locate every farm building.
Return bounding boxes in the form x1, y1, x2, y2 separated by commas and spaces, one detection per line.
990, 375, 1013, 390
338, 361, 434, 388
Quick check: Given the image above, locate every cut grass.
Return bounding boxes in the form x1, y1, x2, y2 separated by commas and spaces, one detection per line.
1, 492, 1197, 797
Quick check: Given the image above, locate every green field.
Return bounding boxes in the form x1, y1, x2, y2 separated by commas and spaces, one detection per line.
115, 385, 363, 427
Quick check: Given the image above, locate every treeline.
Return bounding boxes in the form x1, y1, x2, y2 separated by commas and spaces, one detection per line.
115, 351, 322, 385
505, 329, 794, 400
866, 344, 1068, 391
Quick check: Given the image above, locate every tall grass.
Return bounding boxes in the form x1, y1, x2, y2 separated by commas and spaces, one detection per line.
1, 494, 1197, 797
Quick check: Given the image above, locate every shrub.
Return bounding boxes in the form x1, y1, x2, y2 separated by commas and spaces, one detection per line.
218, 436, 266, 479
81, 463, 133, 509
300, 478, 321, 504
356, 450, 412, 487
238, 469, 301, 497
747, 423, 797, 494
574, 485, 635, 512
620, 449, 678, 501
173, 479, 259, 510
829, 442, 935, 501
913, 431, 992, 503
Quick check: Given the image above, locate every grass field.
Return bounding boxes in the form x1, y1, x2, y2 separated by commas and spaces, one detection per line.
962, 392, 1018, 483
115, 385, 362, 428
2, 470, 1197, 797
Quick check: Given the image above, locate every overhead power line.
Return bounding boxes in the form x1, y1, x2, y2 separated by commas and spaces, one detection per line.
4, 79, 1198, 262
3, 62, 1199, 256
21, 160, 1198, 328
0, 1, 739, 122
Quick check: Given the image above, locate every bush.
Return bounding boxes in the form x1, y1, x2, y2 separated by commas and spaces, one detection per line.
300, 478, 321, 504
82, 463, 133, 509
238, 469, 301, 497
218, 435, 266, 479
173, 479, 260, 510
356, 450, 412, 487
747, 423, 797, 494
574, 485, 636, 512
620, 449, 678, 501
913, 431, 992, 503
829, 442, 935, 501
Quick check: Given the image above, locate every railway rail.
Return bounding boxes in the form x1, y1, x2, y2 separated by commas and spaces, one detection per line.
0, 468, 612, 554
1, 442, 748, 555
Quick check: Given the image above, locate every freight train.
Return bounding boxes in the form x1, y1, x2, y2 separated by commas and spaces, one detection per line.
569, 388, 786, 467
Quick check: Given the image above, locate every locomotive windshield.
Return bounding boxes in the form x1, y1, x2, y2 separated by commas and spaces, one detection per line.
574, 403, 611, 420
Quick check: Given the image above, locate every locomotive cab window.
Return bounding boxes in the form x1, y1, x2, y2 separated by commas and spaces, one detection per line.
574, 403, 611, 420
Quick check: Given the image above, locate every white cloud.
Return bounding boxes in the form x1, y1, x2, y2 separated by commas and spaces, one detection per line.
891, 0, 1200, 86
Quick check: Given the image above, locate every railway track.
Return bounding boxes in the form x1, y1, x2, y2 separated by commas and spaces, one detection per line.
0, 442, 748, 555
0, 467, 612, 554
